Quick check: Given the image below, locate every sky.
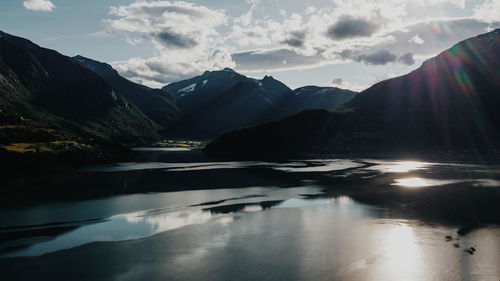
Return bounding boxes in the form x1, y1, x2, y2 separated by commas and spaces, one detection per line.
1, 0, 499, 91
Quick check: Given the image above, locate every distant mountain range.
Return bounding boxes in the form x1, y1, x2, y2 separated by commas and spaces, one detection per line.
11, 27, 498, 161
163, 68, 356, 139
205, 28, 500, 157
0, 29, 358, 163
284, 86, 356, 117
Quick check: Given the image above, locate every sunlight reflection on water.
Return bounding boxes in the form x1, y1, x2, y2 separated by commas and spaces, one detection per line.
366, 160, 432, 173
81, 159, 365, 173
392, 177, 461, 188
2, 155, 500, 281
132, 147, 192, 152
393, 177, 500, 188
370, 222, 424, 280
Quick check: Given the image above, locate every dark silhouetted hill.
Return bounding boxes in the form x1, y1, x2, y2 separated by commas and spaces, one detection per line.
75, 55, 180, 129
206, 28, 500, 158
0, 30, 159, 143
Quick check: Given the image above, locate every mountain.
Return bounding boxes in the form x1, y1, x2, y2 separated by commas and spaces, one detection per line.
163, 69, 356, 139
205, 28, 500, 157
0, 30, 159, 144
163, 69, 295, 139
279, 86, 356, 117
75, 56, 180, 129
163, 68, 255, 116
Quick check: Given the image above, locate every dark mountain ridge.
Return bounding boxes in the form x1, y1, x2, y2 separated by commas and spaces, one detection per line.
280, 86, 356, 117
163, 68, 252, 116
205, 28, 500, 157
164, 72, 293, 139
0, 29, 356, 151
163, 69, 357, 139
0, 30, 159, 145
75, 55, 180, 129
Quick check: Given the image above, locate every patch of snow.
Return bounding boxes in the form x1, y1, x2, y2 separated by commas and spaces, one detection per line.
110, 90, 118, 100
178, 83, 197, 94
202, 80, 208, 87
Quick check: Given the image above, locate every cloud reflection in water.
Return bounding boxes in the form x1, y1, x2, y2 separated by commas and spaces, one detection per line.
5, 209, 232, 257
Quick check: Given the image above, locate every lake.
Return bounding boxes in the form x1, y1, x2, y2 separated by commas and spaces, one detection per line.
0, 148, 499, 281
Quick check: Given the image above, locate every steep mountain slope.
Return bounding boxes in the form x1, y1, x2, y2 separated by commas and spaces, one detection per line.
0, 30, 158, 143
163, 69, 356, 139
206, 28, 500, 157
75, 56, 180, 128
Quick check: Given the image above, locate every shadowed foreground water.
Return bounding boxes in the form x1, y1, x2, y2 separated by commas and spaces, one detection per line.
0, 149, 499, 281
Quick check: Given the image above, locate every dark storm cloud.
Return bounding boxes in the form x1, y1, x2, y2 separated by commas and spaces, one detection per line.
331, 78, 343, 85
140, 5, 204, 19
327, 15, 380, 39
281, 30, 306, 47
155, 30, 199, 48
232, 48, 325, 71
398, 52, 415, 66
356, 49, 397, 65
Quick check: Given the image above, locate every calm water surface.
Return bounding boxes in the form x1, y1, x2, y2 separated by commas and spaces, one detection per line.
0, 149, 499, 281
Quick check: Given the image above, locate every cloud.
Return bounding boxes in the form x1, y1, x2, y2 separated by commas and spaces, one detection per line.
356, 49, 397, 65
227, 0, 490, 59
154, 30, 198, 48
398, 53, 415, 65
382, 18, 491, 56
473, 0, 500, 24
346, 49, 412, 67
113, 48, 235, 87
104, 0, 496, 85
230, 14, 492, 73
228, 1, 272, 47
305, 6, 317, 15
229, 25, 270, 46
234, 0, 260, 26
105, 1, 232, 86
331, 78, 343, 86
409, 34, 424, 44
281, 30, 307, 47
331, 77, 368, 91
23, 0, 54, 11
422, 0, 465, 9
232, 48, 328, 72
327, 15, 381, 39
105, 1, 226, 49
